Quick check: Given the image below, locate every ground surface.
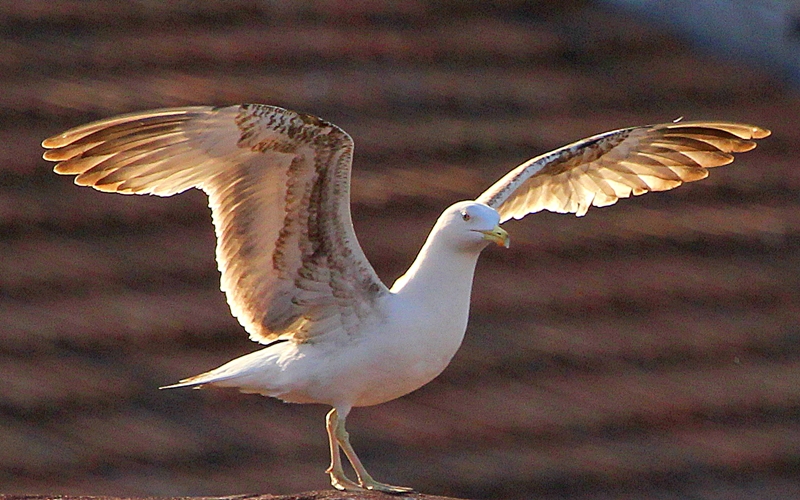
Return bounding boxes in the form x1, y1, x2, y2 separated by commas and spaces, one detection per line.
0, 493, 464, 500
2, 1, 799, 499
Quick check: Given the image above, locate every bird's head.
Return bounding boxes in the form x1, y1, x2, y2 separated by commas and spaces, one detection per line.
435, 201, 509, 252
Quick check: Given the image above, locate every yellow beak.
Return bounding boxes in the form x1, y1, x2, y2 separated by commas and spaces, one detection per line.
480, 225, 510, 248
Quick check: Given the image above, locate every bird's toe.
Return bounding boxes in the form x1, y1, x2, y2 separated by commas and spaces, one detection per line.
362, 479, 415, 494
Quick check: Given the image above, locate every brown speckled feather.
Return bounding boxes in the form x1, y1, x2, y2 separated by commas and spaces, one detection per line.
43, 104, 388, 343
476, 121, 771, 220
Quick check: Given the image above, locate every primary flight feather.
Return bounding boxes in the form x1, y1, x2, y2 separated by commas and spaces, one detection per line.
42, 104, 769, 493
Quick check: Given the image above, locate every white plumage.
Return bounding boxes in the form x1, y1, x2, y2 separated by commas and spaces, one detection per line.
42, 104, 768, 492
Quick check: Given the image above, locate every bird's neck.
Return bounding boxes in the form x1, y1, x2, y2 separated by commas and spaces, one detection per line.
390, 234, 483, 309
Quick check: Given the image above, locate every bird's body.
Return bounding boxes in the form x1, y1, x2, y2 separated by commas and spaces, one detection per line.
182, 205, 486, 408
42, 104, 769, 493
184, 243, 477, 407
191, 286, 461, 409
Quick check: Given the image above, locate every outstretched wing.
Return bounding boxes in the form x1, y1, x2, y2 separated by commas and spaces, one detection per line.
476, 121, 770, 221
43, 104, 389, 344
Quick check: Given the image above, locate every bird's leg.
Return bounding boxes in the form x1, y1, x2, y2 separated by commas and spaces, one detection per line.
325, 408, 364, 491
332, 409, 415, 494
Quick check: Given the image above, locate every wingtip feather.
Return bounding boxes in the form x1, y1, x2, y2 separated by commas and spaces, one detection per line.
752, 126, 771, 139
42, 135, 68, 149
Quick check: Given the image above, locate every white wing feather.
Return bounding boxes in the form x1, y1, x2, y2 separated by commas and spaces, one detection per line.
43, 104, 389, 344
476, 121, 771, 221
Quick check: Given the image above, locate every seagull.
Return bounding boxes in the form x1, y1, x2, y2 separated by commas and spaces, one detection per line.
42, 104, 769, 493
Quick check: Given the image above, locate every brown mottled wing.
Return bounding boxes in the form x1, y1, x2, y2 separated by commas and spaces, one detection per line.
476, 121, 770, 221
43, 104, 389, 343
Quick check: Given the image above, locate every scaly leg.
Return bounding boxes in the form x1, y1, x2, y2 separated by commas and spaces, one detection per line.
325, 408, 364, 491
331, 407, 415, 494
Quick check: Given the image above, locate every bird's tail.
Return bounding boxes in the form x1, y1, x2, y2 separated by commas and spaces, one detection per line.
159, 370, 238, 390
159, 343, 289, 394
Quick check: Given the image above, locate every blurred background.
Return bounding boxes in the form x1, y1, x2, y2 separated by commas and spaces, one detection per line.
1, 0, 799, 499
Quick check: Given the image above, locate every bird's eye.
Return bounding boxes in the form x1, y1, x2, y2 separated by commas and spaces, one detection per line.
461, 211, 471, 221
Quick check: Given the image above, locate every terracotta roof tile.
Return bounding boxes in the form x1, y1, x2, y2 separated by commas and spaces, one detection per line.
1, 1, 797, 498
